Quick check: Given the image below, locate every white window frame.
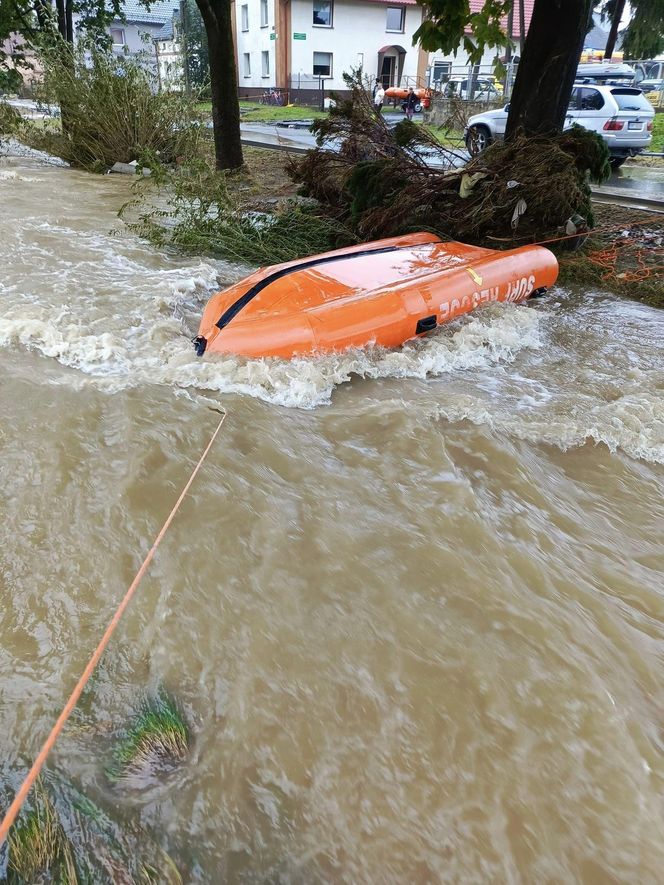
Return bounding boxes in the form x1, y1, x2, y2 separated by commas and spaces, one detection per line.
385, 7, 405, 33
261, 50, 270, 77
110, 27, 126, 45
260, 0, 269, 27
241, 4, 249, 31
313, 0, 333, 28
243, 52, 251, 77
313, 51, 332, 77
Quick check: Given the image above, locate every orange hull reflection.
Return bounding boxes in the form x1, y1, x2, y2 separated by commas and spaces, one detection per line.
195, 233, 559, 360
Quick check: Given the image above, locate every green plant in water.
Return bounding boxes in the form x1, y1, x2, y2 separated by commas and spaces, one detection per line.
3, 771, 183, 883
108, 692, 189, 782
6, 778, 76, 883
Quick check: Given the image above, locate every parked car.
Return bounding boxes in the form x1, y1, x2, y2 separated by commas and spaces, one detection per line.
639, 79, 664, 108
464, 84, 654, 167
442, 77, 503, 101
384, 87, 431, 113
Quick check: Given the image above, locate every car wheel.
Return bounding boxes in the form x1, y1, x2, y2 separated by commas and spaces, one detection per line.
414, 102, 422, 113
465, 124, 492, 155
609, 156, 626, 169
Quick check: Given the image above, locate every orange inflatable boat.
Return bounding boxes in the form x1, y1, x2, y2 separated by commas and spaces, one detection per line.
194, 233, 558, 360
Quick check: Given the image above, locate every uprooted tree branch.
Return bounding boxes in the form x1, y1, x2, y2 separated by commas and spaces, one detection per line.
287, 73, 610, 246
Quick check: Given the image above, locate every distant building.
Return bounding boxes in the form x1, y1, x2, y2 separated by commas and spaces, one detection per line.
107, 1, 180, 59
233, 0, 428, 98
155, 14, 185, 91
427, 0, 534, 88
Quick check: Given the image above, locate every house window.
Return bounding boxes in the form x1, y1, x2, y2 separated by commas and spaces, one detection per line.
241, 4, 249, 31
243, 53, 251, 77
110, 27, 125, 45
385, 7, 405, 33
262, 50, 270, 77
260, 0, 268, 27
432, 60, 451, 85
313, 51, 332, 76
313, 0, 333, 27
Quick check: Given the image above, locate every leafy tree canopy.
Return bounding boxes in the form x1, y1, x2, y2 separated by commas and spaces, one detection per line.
414, 0, 513, 63
600, 0, 664, 58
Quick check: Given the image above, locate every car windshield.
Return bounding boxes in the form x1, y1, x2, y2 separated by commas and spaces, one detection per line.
610, 89, 652, 110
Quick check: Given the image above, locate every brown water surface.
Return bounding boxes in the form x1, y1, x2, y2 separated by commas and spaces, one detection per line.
1, 153, 663, 882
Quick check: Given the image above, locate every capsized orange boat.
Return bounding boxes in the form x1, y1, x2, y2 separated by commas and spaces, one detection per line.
194, 233, 558, 360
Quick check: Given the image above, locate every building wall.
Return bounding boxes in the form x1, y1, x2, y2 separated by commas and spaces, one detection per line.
235, 0, 424, 94
156, 39, 184, 90
289, 0, 423, 91
108, 19, 166, 57
235, 0, 278, 89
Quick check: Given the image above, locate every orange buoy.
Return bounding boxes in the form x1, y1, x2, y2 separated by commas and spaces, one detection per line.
194, 233, 559, 360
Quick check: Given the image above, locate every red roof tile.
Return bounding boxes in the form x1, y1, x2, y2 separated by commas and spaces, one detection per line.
469, 0, 534, 38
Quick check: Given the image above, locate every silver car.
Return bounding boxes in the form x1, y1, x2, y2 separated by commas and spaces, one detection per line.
464, 83, 654, 168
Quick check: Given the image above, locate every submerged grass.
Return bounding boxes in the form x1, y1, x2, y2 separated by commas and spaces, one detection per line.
3, 769, 184, 882
6, 780, 65, 882
108, 692, 189, 781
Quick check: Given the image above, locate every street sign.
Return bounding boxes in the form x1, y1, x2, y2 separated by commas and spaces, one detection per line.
270, 33, 276, 40
293, 33, 306, 40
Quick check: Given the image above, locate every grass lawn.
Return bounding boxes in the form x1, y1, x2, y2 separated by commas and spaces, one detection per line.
196, 101, 326, 123
426, 125, 466, 147
651, 112, 663, 152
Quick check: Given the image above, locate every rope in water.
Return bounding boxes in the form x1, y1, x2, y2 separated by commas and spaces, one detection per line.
0, 409, 227, 846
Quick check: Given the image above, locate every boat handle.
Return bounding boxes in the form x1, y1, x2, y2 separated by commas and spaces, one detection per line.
416, 315, 437, 334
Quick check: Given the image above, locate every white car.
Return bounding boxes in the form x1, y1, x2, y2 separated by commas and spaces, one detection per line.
464, 83, 654, 168
442, 77, 502, 101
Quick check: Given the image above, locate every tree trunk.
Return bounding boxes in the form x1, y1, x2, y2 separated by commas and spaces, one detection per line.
65, 0, 73, 43
34, 0, 50, 31
196, 0, 244, 170
604, 0, 625, 61
505, 0, 593, 139
55, 0, 67, 39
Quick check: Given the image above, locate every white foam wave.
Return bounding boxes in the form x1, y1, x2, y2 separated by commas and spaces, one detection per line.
0, 300, 542, 408
0, 169, 40, 182
426, 388, 664, 465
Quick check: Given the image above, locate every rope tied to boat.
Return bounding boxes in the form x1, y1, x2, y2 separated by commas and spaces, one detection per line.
0, 409, 227, 846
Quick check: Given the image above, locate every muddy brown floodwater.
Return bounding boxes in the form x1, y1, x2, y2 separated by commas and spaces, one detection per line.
1, 151, 663, 883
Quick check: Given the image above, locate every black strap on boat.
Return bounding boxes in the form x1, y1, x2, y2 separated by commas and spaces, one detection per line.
214, 244, 406, 331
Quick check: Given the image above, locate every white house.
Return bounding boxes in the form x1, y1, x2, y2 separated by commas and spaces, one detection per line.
155, 14, 184, 91
233, 0, 428, 97
106, 0, 180, 58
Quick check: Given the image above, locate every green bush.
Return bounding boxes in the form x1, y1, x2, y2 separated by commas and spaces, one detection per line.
34, 42, 201, 172
122, 155, 356, 264
0, 100, 23, 134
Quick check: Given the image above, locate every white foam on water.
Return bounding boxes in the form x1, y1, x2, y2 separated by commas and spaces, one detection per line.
2, 176, 663, 464
0, 169, 40, 182
0, 296, 542, 407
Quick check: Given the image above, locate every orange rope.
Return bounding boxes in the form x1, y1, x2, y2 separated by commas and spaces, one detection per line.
0, 409, 227, 846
